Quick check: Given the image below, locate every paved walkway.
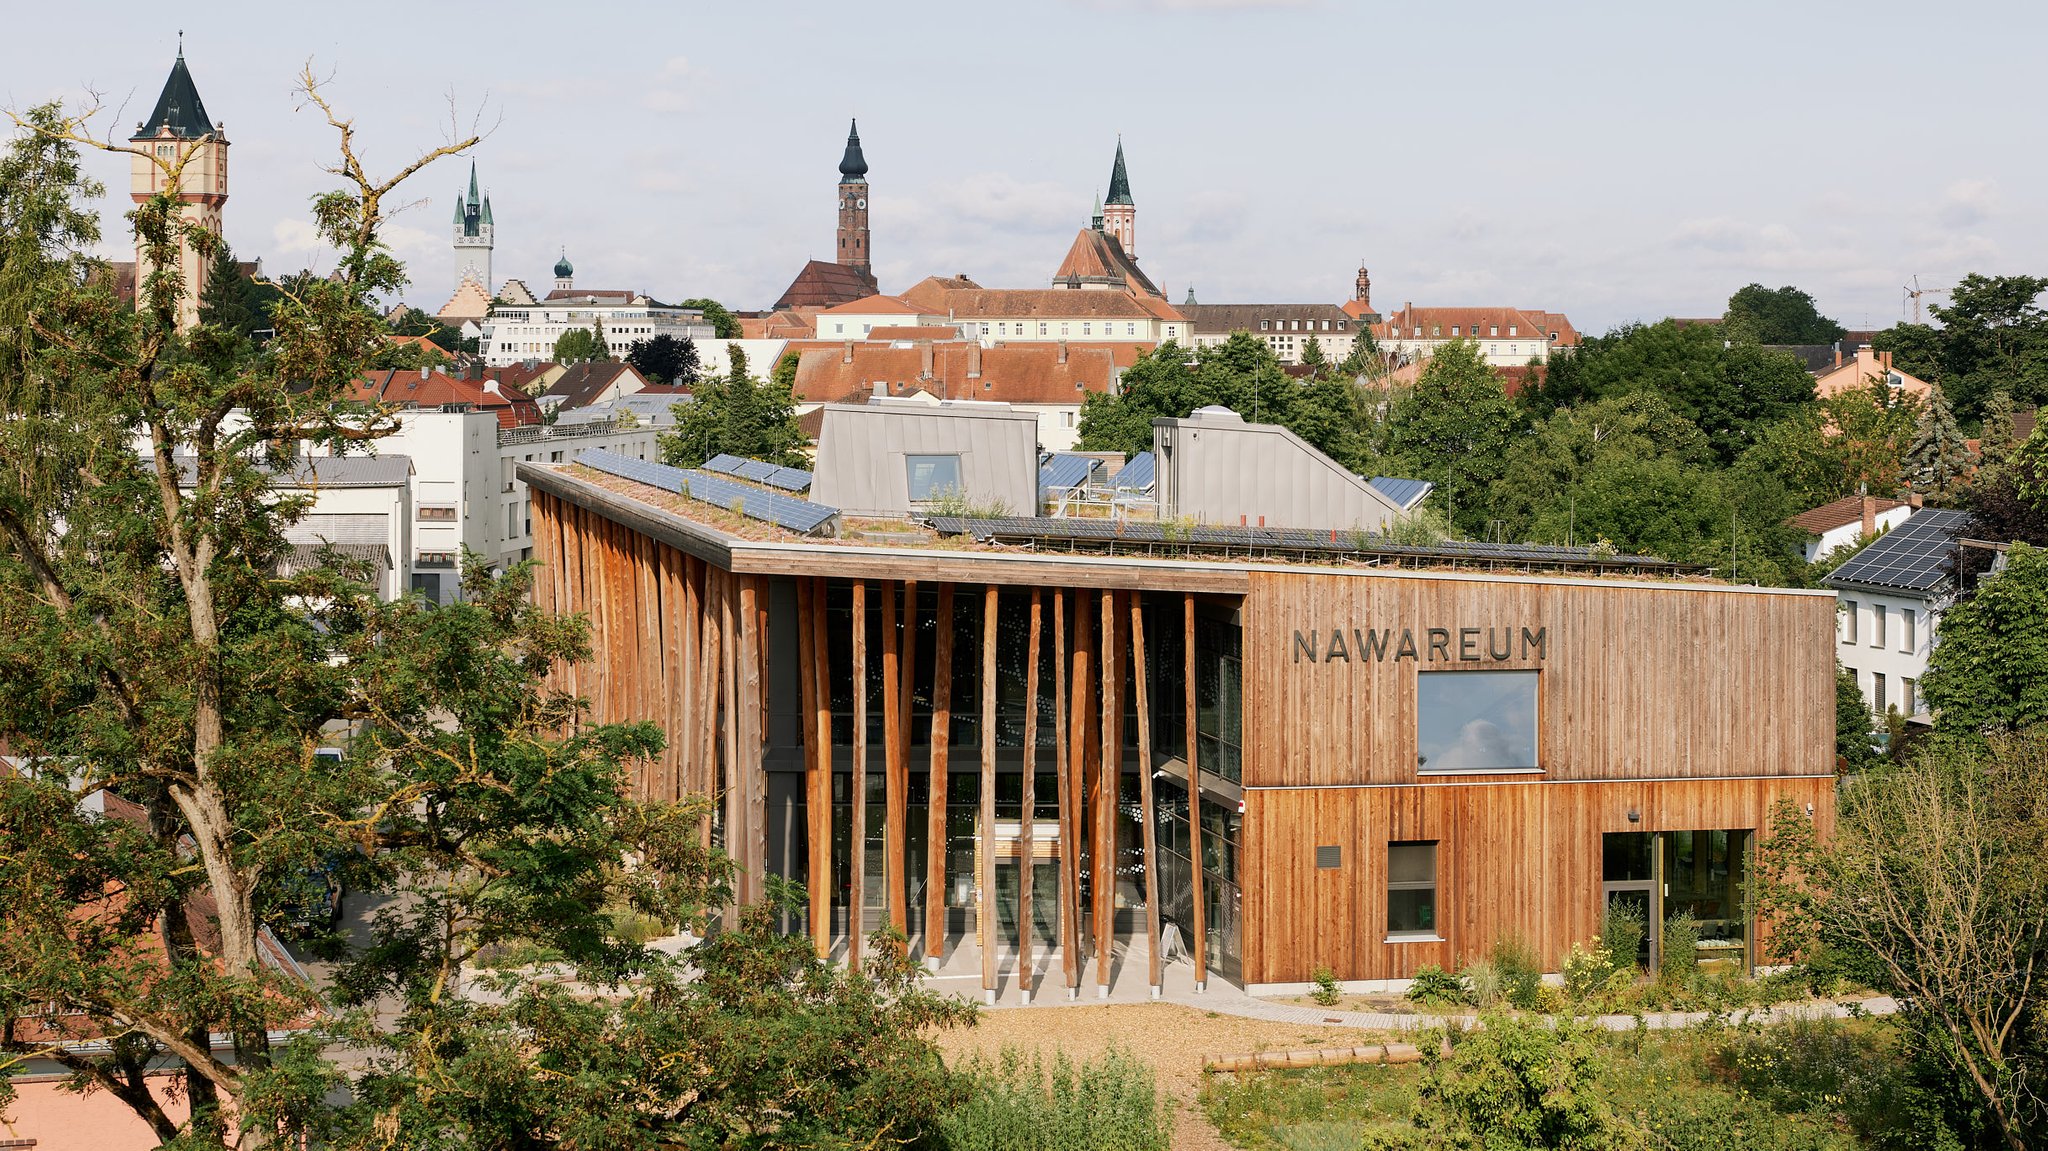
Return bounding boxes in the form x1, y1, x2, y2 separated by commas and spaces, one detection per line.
921, 936, 1897, 1032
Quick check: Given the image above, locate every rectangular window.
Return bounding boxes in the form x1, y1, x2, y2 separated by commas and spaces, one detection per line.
905, 454, 962, 502
417, 505, 458, 522
1039, 323, 1049, 336
1451, 326, 1460, 336
1261, 320, 1270, 331
1127, 322, 1136, 336
1842, 600, 1857, 644
1871, 604, 1886, 648
1901, 608, 1916, 652
1060, 323, 1070, 336
1873, 672, 1887, 716
1903, 677, 1917, 716
1417, 670, 1539, 773
1083, 323, 1092, 335
1387, 841, 1439, 938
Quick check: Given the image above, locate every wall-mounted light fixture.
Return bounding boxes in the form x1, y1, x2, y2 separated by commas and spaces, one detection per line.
1627, 808, 1641, 824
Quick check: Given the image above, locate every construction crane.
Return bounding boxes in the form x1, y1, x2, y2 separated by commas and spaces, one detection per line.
1903, 275, 1949, 324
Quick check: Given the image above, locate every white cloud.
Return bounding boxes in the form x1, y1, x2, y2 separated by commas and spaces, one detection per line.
1940, 178, 1999, 228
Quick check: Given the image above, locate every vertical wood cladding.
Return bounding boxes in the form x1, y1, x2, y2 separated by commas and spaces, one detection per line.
1242, 572, 1835, 788
1238, 775, 1836, 985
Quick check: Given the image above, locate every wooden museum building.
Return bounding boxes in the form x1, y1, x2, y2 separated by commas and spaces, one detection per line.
518, 402, 1836, 998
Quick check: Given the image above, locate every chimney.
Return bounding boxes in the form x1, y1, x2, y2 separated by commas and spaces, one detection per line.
1834, 345, 1843, 369
1058, 340, 1069, 365
1861, 492, 1876, 537
920, 341, 934, 379
419, 366, 431, 380
873, 379, 887, 399
843, 341, 855, 365
1881, 350, 1893, 371
967, 341, 982, 379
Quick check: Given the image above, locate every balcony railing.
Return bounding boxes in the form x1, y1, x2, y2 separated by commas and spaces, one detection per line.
497, 416, 651, 447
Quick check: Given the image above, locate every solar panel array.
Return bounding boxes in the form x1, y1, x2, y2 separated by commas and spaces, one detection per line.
577, 448, 838, 535
925, 515, 1673, 569
701, 452, 814, 492
1113, 451, 1156, 492
1825, 508, 1972, 592
1369, 476, 1435, 511
1038, 453, 1100, 498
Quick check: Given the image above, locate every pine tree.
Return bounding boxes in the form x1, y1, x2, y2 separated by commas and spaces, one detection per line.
593, 316, 612, 360
1298, 331, 1329, 377
1980, 389, 2018, 472
1901, 385, 1977, 502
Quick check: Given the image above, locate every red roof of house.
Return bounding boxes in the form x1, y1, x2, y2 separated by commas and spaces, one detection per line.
790, 340, 1139, 408
1788, 494, 1907, 535
819, 293, 926, 316
350, 369, 542, 429
1052, 228, 1164, 298
772, 260, 879, 310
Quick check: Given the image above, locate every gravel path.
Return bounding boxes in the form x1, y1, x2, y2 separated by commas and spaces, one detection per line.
934, 1001, 1388, 1151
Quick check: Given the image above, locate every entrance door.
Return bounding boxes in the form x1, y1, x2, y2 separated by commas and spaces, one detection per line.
1601, 831, 1659, 972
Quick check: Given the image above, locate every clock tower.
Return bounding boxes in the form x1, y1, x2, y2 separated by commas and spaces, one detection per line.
836, 120, 870, 276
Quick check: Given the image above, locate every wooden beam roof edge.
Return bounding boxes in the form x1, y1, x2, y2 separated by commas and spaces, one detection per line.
517, 463, 735, 568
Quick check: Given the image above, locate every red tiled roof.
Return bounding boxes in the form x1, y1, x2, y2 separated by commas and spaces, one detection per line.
493, 361, 561, 394
914, 287, 1184, 322
349, 369, 542, 429
1789, 495, 1906, 535
791, 340, 1137, 408
1052, 228, 1163, 298
867, 325, 960, 340
772, 259, 879, 310
819, 293, 926, 316
1374, 305, 1568, 344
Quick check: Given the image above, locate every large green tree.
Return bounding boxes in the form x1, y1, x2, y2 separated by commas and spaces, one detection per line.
1518, 320, 1816, 464
678, 296, 739, 339
1373, 340, 1523, 536
1929, 274, 2048, 417
1075, 334, 1368, 467
553, 325, 604, 363
0, 90, 967, 1150
1722, 282, 1846, 345
626, 332, 700, 385
660, 345, 806, 468
1922, 542, 2048, 739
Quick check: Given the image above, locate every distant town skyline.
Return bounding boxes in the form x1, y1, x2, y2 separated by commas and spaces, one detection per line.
4, 0, 2040, 332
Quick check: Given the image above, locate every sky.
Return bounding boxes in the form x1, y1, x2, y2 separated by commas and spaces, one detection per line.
4, 0, 2041, 334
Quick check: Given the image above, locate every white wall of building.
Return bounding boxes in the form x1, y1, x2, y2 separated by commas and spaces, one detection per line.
481, 303, 716, 367
1836, 591, 1939, 719
955, 314, 1184, 345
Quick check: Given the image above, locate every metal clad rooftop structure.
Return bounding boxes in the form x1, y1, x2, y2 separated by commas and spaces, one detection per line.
1822, 508, 1972, 593
1153, 408, 1403, 532
812, 400, 1038, 517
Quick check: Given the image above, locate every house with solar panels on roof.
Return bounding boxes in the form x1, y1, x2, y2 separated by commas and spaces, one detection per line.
1822, 507, 1974, 723
518, 397, 1836, 1003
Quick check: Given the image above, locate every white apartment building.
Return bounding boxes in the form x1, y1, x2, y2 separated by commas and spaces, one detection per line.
1180, 303, 1360, 365
481, 297, 716, 367
1822, 508, 1971, 720
316, 407, 668, 603
1373, 304, 1579, 368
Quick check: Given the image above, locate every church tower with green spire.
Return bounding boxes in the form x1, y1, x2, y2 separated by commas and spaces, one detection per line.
451, 159, 494, 295
1101, 137, 1136, 258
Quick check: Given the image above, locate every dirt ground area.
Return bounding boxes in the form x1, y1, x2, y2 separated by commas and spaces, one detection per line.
933, 1002, 1384, 1150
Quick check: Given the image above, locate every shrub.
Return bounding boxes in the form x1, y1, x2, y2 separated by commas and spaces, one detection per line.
1660, 911, 1701, 986
924, 487, 1012, 519
1490, 935, 1543, 1011
1310, 965, 1342, 1007
1410, 1014, 1625, 1147
1405, 964, 1470, 1006
945, 1045, 1170, 1151
1600, 901, 1645, 982
1560, 941, 1612, 1005
1461, 957, 1502, 1009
